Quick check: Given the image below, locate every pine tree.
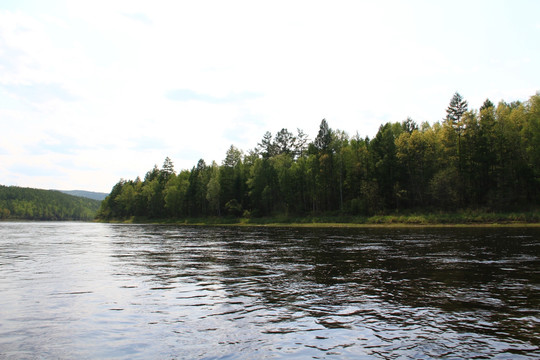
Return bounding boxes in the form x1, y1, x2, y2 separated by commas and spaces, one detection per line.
257, 131, 277, 158
446, 92, 468, 129
480, 98, 494, 112
444, 92, 469, 199
161, 156, 175, 182
274, 128, 295, 155
314, 119, 333, 153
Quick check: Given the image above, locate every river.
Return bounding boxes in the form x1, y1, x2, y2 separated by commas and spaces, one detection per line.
0, 222, 538, 359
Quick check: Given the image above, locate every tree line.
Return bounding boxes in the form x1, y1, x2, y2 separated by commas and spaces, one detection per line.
0, 185, 101, 221
97, 92, 540, 220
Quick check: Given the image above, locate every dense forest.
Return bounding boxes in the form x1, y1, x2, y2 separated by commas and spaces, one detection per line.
97, 92, 539, 221
0, 185, 101, 221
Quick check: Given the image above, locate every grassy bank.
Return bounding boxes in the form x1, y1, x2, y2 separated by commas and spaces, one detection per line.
102, 210, 540, 227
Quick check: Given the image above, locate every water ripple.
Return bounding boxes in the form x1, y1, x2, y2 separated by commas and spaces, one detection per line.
0, 223, 538, 359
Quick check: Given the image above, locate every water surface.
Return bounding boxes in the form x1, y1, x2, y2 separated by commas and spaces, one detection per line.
0, 223, 538, 359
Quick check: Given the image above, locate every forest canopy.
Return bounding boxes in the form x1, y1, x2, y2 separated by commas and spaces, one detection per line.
97, 92, 540, 220
0, 185, 101, 221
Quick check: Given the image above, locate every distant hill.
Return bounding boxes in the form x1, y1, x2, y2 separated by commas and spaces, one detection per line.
0, 185, 101, 221
60, 190, 108, 201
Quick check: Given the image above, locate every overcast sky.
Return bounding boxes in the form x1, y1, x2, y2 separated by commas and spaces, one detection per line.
1, 0, 539, 193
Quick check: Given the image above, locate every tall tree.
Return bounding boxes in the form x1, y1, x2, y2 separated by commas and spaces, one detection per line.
445, 92, 469, 183
159, 156, 175, 184
221, 145, 244, 213
312, 119, 337, 210
402, 117, 418, 134
222, 145, 243, 168
187, 159, 208, 216
206, 161, 221, 216
332, 129, 349, 211
274, 128, 295, 156
257, 131, 277, 158
480, 98, 494, 112
446, 92, 468, 126
294, 128, 309, 158
314, 119, 333, 153
370, 123, 402, 209
164, 170, 190, 217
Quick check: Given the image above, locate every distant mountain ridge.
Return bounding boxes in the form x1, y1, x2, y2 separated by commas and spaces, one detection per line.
59, 190, 108, 201
0, 185, 101, 220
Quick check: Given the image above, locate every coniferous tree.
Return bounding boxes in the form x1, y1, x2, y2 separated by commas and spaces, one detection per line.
446, 92, 468, 127
480, 98, 494, 112
206, 161, 221, 216
274, 128, 295, 156
445, 92, 469, 192
161, 157, 175, 181
95, 92, 539, 220
294, 128, 309, 158
257, 131, 277, 158
314, 119, 333, 153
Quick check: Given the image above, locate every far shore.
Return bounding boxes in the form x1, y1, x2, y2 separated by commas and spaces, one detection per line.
99, 212, 540, 228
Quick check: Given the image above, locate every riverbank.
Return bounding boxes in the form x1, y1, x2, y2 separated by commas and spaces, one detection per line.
102, 210, 540, 227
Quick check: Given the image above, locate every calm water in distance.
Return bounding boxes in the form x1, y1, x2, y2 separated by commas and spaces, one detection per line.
0, 222, 538, 359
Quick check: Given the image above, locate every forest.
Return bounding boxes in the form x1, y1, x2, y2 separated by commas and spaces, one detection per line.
96, 92, 540, 221
0, 185, 101, 221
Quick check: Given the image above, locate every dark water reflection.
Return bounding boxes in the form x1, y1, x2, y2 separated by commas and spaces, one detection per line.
0, 223, 538, 359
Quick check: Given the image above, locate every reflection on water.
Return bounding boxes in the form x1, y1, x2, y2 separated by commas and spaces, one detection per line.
0, 223, 538, 359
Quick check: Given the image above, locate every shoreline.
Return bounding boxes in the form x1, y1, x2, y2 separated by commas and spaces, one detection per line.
100, 212, 540, 228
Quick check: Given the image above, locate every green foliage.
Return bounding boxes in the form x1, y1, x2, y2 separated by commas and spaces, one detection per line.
313, 118, 333, 153
206, 162, 221, 216
225, 199, 243, 216
97, 93, 540, 221
446, 92, 469, 127
0, 185, 101, 220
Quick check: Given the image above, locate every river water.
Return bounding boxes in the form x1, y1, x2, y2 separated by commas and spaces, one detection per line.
0, 222, 538, 359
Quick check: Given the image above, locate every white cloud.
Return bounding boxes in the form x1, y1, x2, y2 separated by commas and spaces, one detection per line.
1, 1, 539, 192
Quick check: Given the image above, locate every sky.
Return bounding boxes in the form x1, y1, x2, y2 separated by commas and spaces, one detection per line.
0, 0, 539, 193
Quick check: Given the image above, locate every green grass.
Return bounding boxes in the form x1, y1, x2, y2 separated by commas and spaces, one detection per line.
100, 210, 540, 227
